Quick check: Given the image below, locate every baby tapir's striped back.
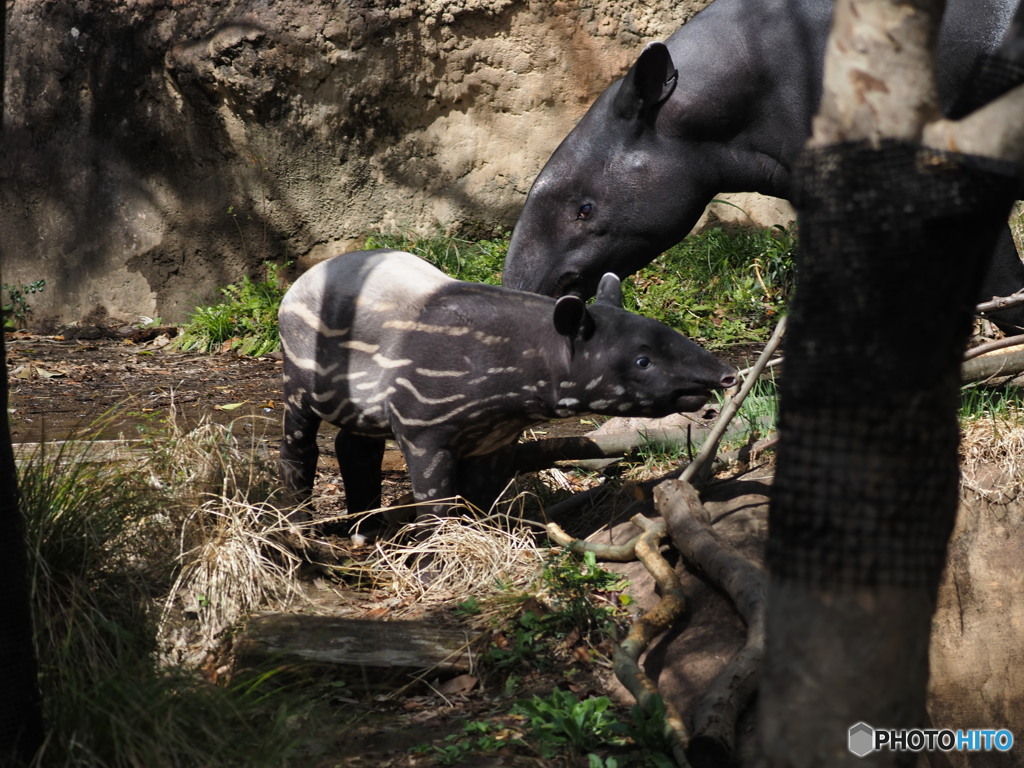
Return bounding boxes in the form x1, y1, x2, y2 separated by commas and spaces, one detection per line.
279, 249, 455, 438
278, 249, 736, 539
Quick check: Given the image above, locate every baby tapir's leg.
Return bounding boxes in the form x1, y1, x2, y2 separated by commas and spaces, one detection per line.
398, 437, 462, 523
279, 407, 322, 522
334, 431, 386, 539
456, 447, 517, 513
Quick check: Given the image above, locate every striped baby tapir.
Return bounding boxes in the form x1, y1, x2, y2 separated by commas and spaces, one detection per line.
278, 249, 736, 538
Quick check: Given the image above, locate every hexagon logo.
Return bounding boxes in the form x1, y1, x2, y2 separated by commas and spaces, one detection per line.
849, 722, 875, 757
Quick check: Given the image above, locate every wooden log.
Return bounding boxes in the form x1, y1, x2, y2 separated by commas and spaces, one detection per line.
513, 427, 707, 473
655, 478, 767, 767
235, 614, 482, 673
961, 347, 1024, 383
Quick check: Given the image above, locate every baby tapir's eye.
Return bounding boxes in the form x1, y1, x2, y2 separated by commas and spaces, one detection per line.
635, 356, 652, 369
577, 203, 593, 220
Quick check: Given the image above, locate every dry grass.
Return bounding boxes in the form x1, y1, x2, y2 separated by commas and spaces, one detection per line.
960, 409, 1024, 502
18, 409, 313, 766
158, 499, 312, 661
149, 412, 318, 664
370, 504, 546, 604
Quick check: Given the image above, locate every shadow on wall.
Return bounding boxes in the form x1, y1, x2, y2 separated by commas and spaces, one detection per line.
0, 0, 707, 327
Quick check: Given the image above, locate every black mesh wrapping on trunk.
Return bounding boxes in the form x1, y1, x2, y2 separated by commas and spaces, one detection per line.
768, 141, 1018, 591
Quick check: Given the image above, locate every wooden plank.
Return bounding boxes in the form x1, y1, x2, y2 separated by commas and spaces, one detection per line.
11, 439, 145, 464
235, 614, 482, 673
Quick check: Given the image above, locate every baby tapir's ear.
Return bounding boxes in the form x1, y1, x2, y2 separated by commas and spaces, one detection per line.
595, 273, 623, 308
553, 296, 595, 340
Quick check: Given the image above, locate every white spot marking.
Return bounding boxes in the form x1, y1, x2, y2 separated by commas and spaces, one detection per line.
371, 353, 413, 369
395, 377, 467, 405
416, 368, 469, 377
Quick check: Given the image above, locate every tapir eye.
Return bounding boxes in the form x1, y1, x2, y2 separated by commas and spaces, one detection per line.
577, 203, 593, 220
635, 356, 652, 369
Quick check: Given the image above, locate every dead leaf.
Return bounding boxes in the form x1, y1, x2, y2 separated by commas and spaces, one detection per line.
214, 401, 248, 411
572, 646, 592, 664
437, 674, 477, 695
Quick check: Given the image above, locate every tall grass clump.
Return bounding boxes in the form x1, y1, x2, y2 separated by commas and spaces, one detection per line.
19, 416, 309, 767
623, 225, 797, 347
364, 228, 508, 285
176, 260, 290, 356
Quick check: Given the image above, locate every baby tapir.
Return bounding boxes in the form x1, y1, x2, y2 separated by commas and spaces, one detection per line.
278, 249, 736, 537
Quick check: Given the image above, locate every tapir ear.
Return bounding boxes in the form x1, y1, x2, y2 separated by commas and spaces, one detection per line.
553, 296, 595, 340
612, 42, 678, 121
595, 272, 623, 308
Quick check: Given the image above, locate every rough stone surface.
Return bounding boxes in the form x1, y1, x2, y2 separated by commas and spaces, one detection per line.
1, 0, 717, 327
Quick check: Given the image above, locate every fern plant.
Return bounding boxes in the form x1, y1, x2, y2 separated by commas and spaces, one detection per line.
176, 262, 290, 356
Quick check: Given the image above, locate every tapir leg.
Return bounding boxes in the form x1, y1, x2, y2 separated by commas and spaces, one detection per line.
279, 406, 321, 521
334, 431, 386, 539
456, 447, 517, 513
977, 228, 1024, 335
399, 437, 461, 523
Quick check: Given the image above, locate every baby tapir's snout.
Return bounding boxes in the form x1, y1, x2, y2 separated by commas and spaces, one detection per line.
278, 251, 735, 539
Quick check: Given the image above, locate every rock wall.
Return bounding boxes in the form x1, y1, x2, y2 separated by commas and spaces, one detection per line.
0, 0, 714, 328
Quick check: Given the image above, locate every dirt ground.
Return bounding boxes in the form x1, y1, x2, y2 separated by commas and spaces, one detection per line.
4, 330, 763, 443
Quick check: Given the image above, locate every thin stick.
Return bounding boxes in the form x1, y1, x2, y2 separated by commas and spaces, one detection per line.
680, 316, 786, 489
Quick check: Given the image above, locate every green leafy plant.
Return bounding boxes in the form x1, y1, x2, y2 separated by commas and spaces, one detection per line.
611, 696, 678, 767
176, 261, 290, 356
414, 720, 524, 766
484, 607, 550, 672
482, 550, 629, 676
3, 278, 46, 330
540, 549, 628, 640
512, 689, 624, 757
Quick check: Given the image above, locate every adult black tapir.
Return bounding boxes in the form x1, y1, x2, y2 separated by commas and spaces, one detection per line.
278, 249, 736, 538
502, 0, 1024, 332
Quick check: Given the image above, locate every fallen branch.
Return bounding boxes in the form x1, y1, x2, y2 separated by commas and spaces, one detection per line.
544, 520, 642, 562
654, 478, 767, 767
611, 515, 691, 767
975, 290, 1024, 315
514, 425, 706, 473
961, 346, 1024, 383
963, 333, 1024, 361
680, 316, 787, 489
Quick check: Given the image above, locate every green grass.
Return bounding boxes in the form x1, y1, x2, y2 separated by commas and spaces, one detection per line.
622, 225, 796, 348
959, 385, 1024, 423
364, 228, 508, 285
367, 225, 796, 349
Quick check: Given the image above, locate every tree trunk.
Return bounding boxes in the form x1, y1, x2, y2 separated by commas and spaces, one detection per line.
0, 4, 45, 760
759, 1, 1023, 764
0, 328, 43, 766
